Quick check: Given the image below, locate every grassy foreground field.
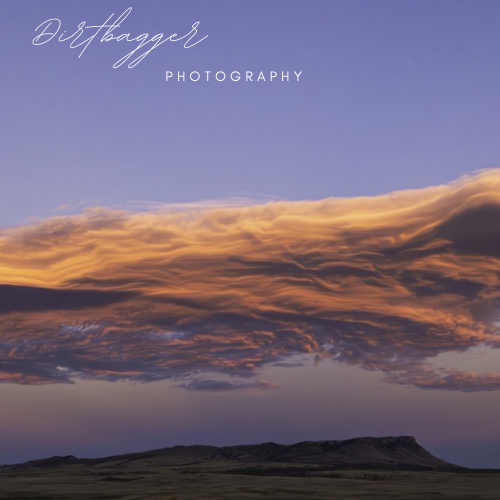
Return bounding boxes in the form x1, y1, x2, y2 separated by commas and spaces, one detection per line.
1, 461, 500, 500
2, 438, 499, 500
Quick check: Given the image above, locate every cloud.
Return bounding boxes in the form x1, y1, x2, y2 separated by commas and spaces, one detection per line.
179, 377, 278, 392
0, 284, 136, 314
385, 367, 500, 392
0, 169, 500, 391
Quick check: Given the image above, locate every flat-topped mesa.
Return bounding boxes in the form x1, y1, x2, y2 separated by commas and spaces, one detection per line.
336, 435, 422, 453
215, 436, 458, 470
265, 435, 453, 469
7, 436, 462, 471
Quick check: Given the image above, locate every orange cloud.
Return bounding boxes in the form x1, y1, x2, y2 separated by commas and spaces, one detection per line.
0, 170, 499, 390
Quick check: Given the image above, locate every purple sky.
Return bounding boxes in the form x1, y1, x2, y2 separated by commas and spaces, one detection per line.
1, 0, 500, 467
2, 0, 500, 225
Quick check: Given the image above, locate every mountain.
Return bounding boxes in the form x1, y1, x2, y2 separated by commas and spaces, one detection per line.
10, 436, 460, 471
2, 436, 499, 500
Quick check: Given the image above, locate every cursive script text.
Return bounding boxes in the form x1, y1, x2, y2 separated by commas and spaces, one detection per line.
33, 7, 208, 69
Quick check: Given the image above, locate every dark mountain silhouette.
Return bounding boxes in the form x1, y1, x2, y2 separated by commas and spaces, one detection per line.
10, 436, 461, 471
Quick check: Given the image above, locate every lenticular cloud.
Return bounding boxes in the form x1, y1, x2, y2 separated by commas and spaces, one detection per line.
1, 170, 500, 391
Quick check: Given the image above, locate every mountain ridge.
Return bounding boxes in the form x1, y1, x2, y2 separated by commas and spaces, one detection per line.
6, 435, 463, 471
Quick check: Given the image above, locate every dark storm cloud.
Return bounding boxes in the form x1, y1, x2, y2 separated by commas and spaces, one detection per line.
0, 285, 137, 313
437, 204, 500, 258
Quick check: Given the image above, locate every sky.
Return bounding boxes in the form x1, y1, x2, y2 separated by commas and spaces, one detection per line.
1, 0, 500, 468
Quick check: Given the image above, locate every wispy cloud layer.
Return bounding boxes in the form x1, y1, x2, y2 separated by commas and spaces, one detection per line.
1, 170, 500, 391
